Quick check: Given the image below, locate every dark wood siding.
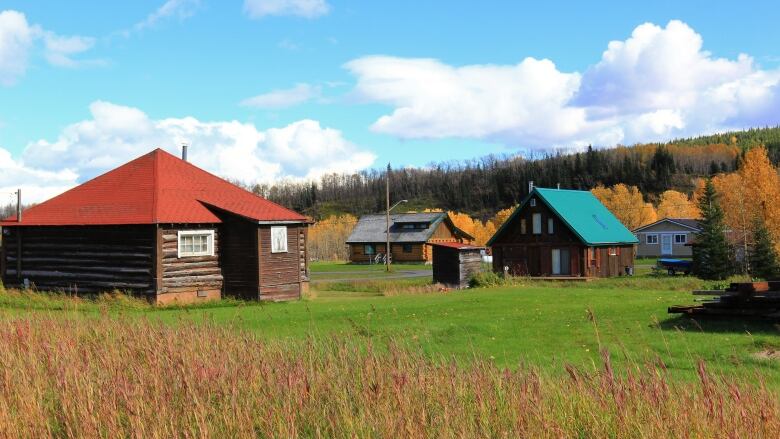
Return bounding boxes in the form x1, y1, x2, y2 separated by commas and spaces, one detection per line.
258, 224, 307, 301
1, 225, 155, 295
217, 215, 259, 300
490, 196, 634, 278
432, 246, 482, 288
158, 224, 223, 303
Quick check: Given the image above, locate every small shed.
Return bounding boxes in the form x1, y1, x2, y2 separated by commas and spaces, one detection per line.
429, 242, 484, 288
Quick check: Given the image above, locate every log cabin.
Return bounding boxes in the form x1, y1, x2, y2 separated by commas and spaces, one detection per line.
488, 187, 638, 278
0, 148, 310, 304
345, 212, 473, 263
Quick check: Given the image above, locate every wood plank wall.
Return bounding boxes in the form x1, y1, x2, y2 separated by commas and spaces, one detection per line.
158, 225, 223, 302
1, 225, 155, 295
258, 224, 307, 301
217, 215, 259, 300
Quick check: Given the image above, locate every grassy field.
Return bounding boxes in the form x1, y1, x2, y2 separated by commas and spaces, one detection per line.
1, 272, 777, 385
2, 272, 780, 436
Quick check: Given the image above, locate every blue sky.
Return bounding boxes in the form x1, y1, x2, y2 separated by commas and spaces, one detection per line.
1, 0, 780, 202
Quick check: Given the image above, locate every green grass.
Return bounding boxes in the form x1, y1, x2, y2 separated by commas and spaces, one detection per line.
2, 274, 778, 384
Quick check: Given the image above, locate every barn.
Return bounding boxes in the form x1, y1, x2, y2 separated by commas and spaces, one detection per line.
345, 212, 473, 263
488, 187, 638, 278
0, 148, 310, 304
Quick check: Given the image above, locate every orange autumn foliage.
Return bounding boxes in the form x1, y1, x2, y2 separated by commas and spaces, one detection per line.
705, 147, 780, 255
309, 214, 358, 261
656, 190, 700, 219
591, 184, 657, 230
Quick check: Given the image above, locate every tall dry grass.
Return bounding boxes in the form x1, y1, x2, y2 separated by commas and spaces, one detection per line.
0, 316, 777, 438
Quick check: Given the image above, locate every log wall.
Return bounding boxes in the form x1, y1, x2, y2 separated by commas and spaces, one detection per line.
158, 224, 223, 303
1, 225, 156, 295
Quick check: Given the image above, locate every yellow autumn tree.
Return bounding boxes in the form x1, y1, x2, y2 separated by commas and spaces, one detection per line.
656, 190, 700, 219
591, 184, 657, 230
490, 206, 516, 230
712, 146, 780, 256
308, 214, 358, 261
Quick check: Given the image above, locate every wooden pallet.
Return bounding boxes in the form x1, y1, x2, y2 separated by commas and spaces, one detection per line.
669, 281, 780, 319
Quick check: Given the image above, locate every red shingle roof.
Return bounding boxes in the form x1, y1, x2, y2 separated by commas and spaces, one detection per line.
427, 242, 483, 250
1, 148, 308, 226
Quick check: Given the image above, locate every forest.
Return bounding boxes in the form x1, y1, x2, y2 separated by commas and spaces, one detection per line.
254, 126, 780, 220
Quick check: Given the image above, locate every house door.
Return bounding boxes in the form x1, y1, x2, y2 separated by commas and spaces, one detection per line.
551, 248, 571, 275
661, 234, 673, 255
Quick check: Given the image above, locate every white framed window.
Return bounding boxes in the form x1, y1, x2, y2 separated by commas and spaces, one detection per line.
530, 198, 536, 207
520, 218, 527, 234
674, 234, 687, 244
548, 218, 554, 234
178, 230, 214, 258
532, 213, 542, 234
646, 234, 658, 244
271, 226, 288, 253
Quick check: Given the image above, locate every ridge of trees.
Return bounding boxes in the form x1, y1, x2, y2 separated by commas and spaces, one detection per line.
255, 126, 780, 220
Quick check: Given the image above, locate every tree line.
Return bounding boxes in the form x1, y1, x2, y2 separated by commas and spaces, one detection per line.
255, 127, 780, 220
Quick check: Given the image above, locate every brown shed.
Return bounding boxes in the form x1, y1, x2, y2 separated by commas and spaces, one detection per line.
429, 242, 484, 288
0, 149, 310, 304
488, 187, 638, 278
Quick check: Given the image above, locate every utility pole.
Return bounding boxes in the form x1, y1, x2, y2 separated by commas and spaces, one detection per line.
386, 163, 391, 272
16, 189, 21, 223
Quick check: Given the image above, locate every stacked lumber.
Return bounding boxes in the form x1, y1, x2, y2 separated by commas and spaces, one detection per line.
669, 281, 780, 318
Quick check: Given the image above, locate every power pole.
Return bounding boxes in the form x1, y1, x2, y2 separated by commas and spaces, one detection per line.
386, 163, 391, 272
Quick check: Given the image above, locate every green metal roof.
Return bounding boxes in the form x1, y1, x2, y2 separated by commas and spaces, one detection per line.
488, 187, 639, 246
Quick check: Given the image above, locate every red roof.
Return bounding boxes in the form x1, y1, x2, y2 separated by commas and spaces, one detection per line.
1, 148, 308, 226
427, 242, 484, 250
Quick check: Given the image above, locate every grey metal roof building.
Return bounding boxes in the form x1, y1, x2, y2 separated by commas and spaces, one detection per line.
346, 212, 472, 244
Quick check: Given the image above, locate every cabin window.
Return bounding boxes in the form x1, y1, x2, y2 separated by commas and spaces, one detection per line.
674, 234, 687, 244
402, 224, 415, 230
609, 247, 617, 256
178, 230, 214, 258
646, 234, 658, 244
270, 226, 288, 253
532, 213, 542, 234
402, 244, 413, 253
547, 218, 554, 234
520, 218, 527, 234
530, 198, 536, 207
364, 244, 376, 255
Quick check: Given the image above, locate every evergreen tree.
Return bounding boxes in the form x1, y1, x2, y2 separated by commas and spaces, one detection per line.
749, 217, 780, 279
692, 178, 732, 280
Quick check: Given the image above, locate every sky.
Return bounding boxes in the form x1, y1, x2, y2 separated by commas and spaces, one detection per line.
1, 0, 780, 202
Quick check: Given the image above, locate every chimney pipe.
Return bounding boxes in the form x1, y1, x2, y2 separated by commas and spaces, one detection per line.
557, 183, 561, 190
181, 142, 189, 162
16, 189, 21, 222
528, 181, 534, 193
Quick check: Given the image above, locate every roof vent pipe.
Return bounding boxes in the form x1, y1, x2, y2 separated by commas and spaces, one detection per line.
557, 183, 560, 190
528, 181, 534, 193
181, 142, 189, 162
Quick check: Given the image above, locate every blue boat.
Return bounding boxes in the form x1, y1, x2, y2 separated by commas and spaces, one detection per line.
657, 258, 693, 275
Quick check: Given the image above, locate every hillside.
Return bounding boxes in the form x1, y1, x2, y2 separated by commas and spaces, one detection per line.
254, 127, 780, 219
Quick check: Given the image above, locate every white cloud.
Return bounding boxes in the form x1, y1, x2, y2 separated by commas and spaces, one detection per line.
243, 0, 330, 19
241, 83, 321, 108
346, 20, 780, 148
0, 10, 99, 84
9, 101, 375, 202
0, 147, 79, 205
132, 0, 200, 33
0, 10, 35, 85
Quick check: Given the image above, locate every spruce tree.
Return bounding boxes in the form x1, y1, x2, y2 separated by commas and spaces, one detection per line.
692, 178, 732, 280
749, 217, 780, 280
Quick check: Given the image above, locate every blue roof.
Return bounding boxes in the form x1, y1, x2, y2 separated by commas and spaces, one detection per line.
488, 187, 639, 246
